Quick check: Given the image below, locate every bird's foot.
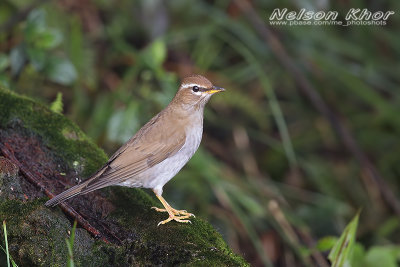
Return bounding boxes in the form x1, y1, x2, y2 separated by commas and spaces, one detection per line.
151, 206, 195, 218
151, 206, 195, 226
157, 215, 192, 226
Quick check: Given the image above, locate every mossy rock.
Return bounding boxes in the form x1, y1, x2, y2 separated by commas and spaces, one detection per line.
0, 87, 248, 266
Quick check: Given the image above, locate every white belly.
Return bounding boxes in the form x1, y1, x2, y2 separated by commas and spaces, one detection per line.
119, 123, 203, 194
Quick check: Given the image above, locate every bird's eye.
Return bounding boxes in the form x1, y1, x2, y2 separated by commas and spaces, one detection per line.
192, 86, 199, 92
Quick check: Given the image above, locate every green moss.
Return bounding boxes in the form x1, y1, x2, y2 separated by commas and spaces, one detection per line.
0, 86, 107, 177
0, 199, 68, 266
0, 199, 115, 266
0, 87, 248, 266
109, 187, 248, 266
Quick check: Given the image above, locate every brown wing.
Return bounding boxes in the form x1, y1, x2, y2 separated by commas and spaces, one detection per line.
79, 112, 186, 194
45, 111, 187, 207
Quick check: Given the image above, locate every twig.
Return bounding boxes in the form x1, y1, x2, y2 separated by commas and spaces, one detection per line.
233, 0, 400, 216
0, 142, 109, 243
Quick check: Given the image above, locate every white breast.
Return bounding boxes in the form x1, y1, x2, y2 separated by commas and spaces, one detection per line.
120, 116, 203, 195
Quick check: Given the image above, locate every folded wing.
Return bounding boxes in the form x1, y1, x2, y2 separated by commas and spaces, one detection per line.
45, 112, 186, 206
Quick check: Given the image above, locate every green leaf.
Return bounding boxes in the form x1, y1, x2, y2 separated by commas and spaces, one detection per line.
350, 243, 366, 267
50, 92, 63, 113
35, 29, 63, 49
363, 246, 400, 267
27, 8, 46, 28
24, 9, 46, 42
66, 221, 77, 267
141, 39, 166, 69
0, 54, 9, 72
26, 47, 46, 71
3, 220, 10, 267
1, 221, 19, 267
46, 57, 77, 85
24, 9, 63, 50
328, 211, 360, 267
316, 236, 338, 251
107, 103, 139, 143
10, 45, 26, 76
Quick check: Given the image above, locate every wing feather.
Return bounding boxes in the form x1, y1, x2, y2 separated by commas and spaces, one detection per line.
45, 110, 187, 206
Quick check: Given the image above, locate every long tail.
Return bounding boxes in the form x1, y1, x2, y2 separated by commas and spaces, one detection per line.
45, 165, 110, 207
45, 180, 91, 207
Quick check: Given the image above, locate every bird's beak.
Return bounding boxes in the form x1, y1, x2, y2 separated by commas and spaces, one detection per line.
205, 86, 225, 94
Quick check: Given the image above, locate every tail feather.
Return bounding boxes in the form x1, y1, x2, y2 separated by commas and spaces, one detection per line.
46, 165, 109, 207
45, 181, 90, 207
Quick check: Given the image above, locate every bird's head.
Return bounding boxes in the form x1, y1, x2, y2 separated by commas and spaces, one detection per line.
172, 75, 225, 110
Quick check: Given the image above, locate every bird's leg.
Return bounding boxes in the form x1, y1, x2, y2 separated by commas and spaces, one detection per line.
151, 191, 194, 226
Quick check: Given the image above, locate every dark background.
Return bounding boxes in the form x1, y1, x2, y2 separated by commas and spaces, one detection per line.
1, 0, 399, 266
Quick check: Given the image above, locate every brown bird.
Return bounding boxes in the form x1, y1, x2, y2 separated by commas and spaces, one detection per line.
46, 75, 225, 225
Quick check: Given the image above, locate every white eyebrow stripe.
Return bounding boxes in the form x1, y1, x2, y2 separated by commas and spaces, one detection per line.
181, 83, 203, 89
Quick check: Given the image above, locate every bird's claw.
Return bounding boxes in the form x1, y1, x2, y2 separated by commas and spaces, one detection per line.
152, 206, 195, 225
151, 206, 195, 218
157, 216, 192, 226
151, 206, 165, 212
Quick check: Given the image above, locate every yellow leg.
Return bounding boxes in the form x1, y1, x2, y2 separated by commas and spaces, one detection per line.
151, 191, 195, 226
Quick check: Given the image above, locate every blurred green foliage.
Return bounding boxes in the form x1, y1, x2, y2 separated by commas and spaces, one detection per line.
319, 213, 400, 267
0, 0, 399, 266
2, 8, 76, 87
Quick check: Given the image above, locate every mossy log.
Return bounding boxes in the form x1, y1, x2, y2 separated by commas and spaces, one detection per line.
0, 87, 247, 266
